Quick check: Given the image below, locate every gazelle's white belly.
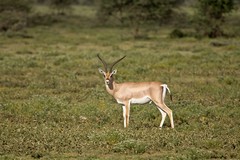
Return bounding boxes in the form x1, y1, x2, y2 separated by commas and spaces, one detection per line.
130, 96, 151, 104
116, 96, 151, 105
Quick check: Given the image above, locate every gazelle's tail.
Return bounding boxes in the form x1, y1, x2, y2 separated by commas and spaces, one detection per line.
161, 84, 172, 102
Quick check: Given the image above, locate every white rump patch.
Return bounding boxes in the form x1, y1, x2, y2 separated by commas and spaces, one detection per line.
161, 84, 171, 101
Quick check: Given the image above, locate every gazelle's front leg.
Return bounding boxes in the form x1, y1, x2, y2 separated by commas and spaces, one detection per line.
122, 106, 126, 128
122, 102, 130, 128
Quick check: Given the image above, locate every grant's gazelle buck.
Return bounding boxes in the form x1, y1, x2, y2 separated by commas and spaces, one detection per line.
97, 55, 174, 128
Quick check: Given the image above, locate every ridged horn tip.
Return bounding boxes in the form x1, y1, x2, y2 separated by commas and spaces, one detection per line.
110, 55, 126, 72
97, 54, 108, 72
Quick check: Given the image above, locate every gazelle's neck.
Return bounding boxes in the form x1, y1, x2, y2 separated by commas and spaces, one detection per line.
105, 81, 117, 95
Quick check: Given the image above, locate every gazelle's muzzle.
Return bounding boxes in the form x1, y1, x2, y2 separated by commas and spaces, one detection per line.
105, 79, 110, 84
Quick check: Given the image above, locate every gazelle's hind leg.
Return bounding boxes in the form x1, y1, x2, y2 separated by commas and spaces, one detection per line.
158, 108, 167, 128
155, 102, 174, 128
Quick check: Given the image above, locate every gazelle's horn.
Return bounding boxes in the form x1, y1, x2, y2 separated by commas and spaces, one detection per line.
110, 55, 126, 72
97, 54, 108, 72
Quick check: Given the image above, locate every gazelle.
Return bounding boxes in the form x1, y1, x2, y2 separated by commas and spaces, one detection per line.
97, 54, 174, 128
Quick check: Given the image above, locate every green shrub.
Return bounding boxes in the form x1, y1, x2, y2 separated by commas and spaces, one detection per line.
170, 29, 185, 38
193, 0, 235, 37
0, 0, 32, 31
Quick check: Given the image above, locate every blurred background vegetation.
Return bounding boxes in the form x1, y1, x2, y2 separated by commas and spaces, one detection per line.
0, 0, 239, 38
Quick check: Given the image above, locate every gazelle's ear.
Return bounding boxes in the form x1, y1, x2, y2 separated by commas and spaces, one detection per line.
98, 68, 105, 75
111, 69, 117, 75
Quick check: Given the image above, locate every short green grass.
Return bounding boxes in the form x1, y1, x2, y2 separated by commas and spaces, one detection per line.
0, 5, 240, 160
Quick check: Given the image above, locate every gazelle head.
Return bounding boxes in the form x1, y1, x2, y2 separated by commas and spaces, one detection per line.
97, 54, 126, 85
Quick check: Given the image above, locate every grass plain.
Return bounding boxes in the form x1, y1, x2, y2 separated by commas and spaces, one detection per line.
0, 5, 240, 160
